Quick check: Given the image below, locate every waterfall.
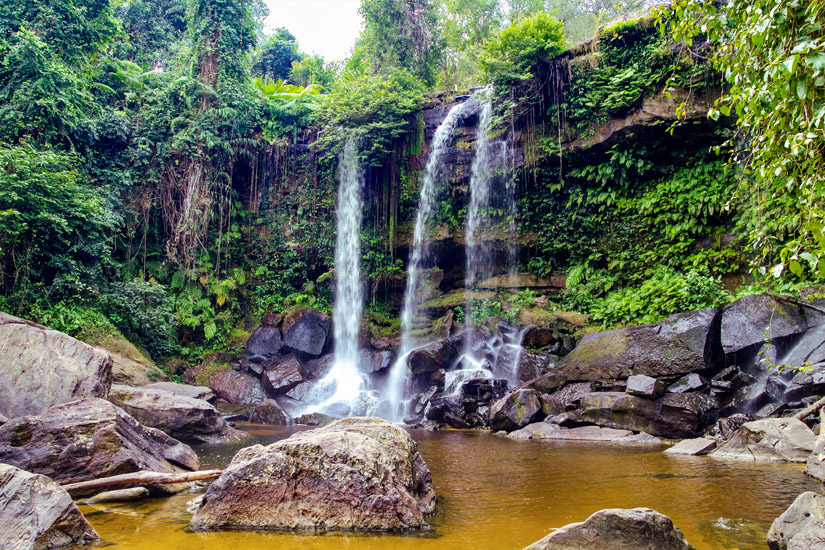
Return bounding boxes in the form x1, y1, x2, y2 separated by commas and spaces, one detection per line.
301, 137, 377, 417
465, 91, 494, 342
381, 102, 466, 422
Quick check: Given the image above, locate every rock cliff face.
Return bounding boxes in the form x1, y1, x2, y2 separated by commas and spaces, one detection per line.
190, 417, 436, 531
0, 312, 112, 419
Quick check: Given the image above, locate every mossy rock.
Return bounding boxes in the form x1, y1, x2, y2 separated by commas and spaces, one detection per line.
85, 331, 165, 387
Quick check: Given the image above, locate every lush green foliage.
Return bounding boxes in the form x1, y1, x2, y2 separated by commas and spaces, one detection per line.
665, 0, 825, 282
479, 11, 565, 88
253, 28, 304, 81
319, 69, 425, 164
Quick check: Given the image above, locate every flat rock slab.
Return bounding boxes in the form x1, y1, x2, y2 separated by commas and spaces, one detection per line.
108, 384, 243, 443
0, 463, 99, 550
509, 422, 640, 442
664, 438, 717, 456
767, 491, 825, 550
145, 382, 215, 401
0, 312, 112, 418
523, 507, 696, 550
711, 418, 816, 462
189, 417, 436, 531
0, 398, 198, 487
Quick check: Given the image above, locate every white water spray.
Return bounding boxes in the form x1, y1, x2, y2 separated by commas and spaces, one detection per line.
301, 137, 375, 417
383, 102, 467, 422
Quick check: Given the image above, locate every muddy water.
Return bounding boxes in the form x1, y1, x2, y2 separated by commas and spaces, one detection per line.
77, 425, 820, 550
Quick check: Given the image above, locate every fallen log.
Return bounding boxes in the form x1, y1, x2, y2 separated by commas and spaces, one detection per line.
63, 469, 222, 495
794, 395, 825, 420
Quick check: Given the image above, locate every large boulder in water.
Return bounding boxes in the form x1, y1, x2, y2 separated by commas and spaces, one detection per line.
189, 417, 436, 531
0, 398, 198, 487
281, 309, 330, 356
523, 507, 696, 550
579, 392, 718, 439
767, 491, 825, 550
555, 309, 722, 381
249, 399, 289, 425
0, 312, 112, 418
490, 389, 547, 432
209, 369, 266, 405
261, 354, 306, 395
407, 338, 461, 375
0, 464, 99, 550
721, 294, 812, 355
107, 384, 243, 443
710, 417, 816, 462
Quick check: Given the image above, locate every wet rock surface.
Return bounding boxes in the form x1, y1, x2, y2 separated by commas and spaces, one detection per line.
261, 354, 306, 395
249, 399, 290, 425
108, 384, 242, 443
523, 507, 696, 550
767, 491, 825, 550
490, 389, 546, 432
0, 312, 113, 419
0, 464, 99, 550
710, 418, 816, 462
281, 309, 331, 356
189, 417, 436, 531
209, 369, 267, 405
0, 398, 198, 486
555, 308, 722, 381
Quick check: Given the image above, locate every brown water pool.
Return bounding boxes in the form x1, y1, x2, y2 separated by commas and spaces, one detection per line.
76, 425, 821, 549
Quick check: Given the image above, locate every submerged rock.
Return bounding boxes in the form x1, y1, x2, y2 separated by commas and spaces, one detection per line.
0, 312, 113, 418
0, 464, 99, 550
664, 438, 717, 456
523, 507, 696, 550
710, 418, 816, 462
189, 417, 436, 531
555, 308, 722, 381
767, 491, 825, 550
107, 384, 243, 443
0, 398, 198, 487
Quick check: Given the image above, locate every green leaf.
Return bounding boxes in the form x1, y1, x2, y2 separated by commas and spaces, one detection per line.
805, 52, 825, 70
789, 260, 803, 276
797, 80, 808, 99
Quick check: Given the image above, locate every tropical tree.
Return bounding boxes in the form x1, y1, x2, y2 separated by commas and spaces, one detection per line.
664, 0, 825, 281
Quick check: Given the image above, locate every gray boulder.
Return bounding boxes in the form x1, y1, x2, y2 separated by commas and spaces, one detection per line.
261, 354, 306, 395
555, 308, 722, 381
667, 373, 707, 394
721, 294, 811, 355
359, 350, 397, 373
0, 312, 112, 418
249, 399, 289, 425
0, 464, 99, 550
0, 398, 198, 487
209, 369, 266, 405
664, 438, 717, 456
523, 507, 695, 550
281, 309, 330, 356
245, 325, 284, 358
579, 392, 718, 439
627, 375, 665, 398
189, 417, 436, 531
767, 491, 825, 550
408, 338, 460, 375
710, 418, 816, 462
805, 410, 825, 482
490, 389, 547, 432
108, 384, 243, 443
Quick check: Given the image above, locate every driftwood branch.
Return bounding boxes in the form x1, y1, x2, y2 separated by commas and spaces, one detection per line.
795, 395, 825, 420
63, 469, 222, 495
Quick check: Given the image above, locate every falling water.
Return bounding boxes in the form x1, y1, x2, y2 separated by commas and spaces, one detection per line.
382, 102, 467, 422
301, 138, 377, 417
464, 90, 494, 339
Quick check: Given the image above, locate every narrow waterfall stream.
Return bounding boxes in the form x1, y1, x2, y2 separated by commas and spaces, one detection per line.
464, 91, 494, 339
301, 138, 376, 417
382, 102, 467, 421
